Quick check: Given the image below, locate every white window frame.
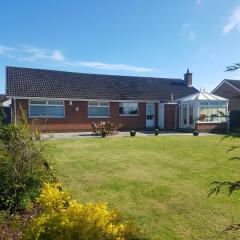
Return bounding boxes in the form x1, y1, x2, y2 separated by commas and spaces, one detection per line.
119, 102, 139, 116
88, 101, 110, 118
29, 100, 65, 118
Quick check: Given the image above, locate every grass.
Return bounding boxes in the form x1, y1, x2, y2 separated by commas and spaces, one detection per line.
47, 136, 240, 240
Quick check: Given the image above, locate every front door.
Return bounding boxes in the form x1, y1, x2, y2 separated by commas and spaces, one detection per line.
180, 104, 195, 129
146, 103, 155, 128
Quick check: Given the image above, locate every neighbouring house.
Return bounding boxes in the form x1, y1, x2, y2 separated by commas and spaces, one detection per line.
212, 79, 240, 129
5, 66, 228, 132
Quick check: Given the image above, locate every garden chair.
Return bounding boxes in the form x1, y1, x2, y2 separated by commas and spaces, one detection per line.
91, 122, 101, 135
105, 122, 119, 135
111, 122, 119, 134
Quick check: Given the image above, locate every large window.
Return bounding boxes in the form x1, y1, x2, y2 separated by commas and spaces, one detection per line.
88, 102, 109, 117
199, 102, 227, 122
29, 100, 64, 118
119, 102, 138, 116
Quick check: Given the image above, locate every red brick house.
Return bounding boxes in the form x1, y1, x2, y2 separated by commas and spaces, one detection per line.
5, 66, 227, 132
212, 79, 240, 112
212, 79, 240, 128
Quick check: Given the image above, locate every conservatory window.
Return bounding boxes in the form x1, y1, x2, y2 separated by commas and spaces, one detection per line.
189, 104, 194, 125
181, 105, 188, 125
29, 100, 64, 118
199, 102, 227, 122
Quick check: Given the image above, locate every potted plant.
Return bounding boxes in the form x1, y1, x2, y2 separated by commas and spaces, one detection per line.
154, 128, 159, 136
101, 130, 107, 137
193, 130, 199, 136
130, 130, 136, 137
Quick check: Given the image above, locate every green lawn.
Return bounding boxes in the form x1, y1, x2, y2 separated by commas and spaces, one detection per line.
47, 136, 240, 240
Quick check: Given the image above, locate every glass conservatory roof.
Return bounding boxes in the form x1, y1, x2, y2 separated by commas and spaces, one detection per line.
178, 91, 228, 102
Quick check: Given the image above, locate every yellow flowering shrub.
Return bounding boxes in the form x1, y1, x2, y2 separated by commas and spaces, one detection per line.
23, 183, 143, 240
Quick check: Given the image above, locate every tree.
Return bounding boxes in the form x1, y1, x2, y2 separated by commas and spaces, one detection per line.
225, 63, 240, 72
208, 64, 240, 233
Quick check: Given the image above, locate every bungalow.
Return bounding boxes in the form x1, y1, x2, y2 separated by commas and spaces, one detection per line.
5, 66, 228, 132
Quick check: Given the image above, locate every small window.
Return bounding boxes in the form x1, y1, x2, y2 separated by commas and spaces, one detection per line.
217, 102, 227, 107
88, 102, 99, 106
99, 102, 109, 107
88, 101, 109, 117
119, 102, 138, 115
200, 102, 208, 106
48, 100, 64, 105
30, 100, 47, 105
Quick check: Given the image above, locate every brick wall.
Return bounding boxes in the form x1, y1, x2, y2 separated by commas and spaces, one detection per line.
195, 122, 227, 133
14, 99, 148, 132
213, 82, 240, 111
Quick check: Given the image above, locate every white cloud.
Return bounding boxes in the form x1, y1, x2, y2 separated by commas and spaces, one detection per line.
0, 44, 15, 54
65, 61, 156, 72
196, 0, 203, 5
182, 23, 196, 40
51, 50, 65, 61
223, 5, 240, 34
18, 45, 48, 62
18, 45, 65, 62
0, 43, 156, 73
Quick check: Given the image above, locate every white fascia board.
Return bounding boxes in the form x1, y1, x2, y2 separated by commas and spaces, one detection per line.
6, 96, 159, 103
211, 80, 226, 93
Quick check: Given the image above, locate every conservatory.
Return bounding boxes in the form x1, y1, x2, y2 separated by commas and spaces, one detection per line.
178, 92, 229, 132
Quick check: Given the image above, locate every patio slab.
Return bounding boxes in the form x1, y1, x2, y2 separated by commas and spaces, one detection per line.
42, 131, 216, 140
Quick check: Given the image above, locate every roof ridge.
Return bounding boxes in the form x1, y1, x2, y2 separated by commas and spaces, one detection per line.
224, 79, 240, 81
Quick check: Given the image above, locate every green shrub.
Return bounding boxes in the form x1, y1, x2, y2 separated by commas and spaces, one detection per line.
0, 121, 54, 212
0, 210, 9, 225
193, 130, 199, 136
23, 183, 144, 240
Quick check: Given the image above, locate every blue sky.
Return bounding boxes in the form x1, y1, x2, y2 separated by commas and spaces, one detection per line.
1, 0, 240, 94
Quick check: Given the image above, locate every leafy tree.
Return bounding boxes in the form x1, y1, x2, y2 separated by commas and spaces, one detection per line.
225, 63, 240, 72
209, 64, 240, 233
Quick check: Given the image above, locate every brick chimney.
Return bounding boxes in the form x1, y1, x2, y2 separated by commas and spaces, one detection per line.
184, 69, 192, 87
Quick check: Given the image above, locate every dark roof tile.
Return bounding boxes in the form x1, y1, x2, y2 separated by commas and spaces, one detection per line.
225, 79, 240, 91
6, 66, 198, 101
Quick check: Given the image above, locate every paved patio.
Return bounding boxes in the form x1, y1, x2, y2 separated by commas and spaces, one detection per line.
42, 131, 216, 140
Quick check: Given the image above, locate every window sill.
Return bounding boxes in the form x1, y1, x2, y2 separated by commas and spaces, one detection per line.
88, 116, 110, 118
29, 116, 65, 119
119, 114, 139, 117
